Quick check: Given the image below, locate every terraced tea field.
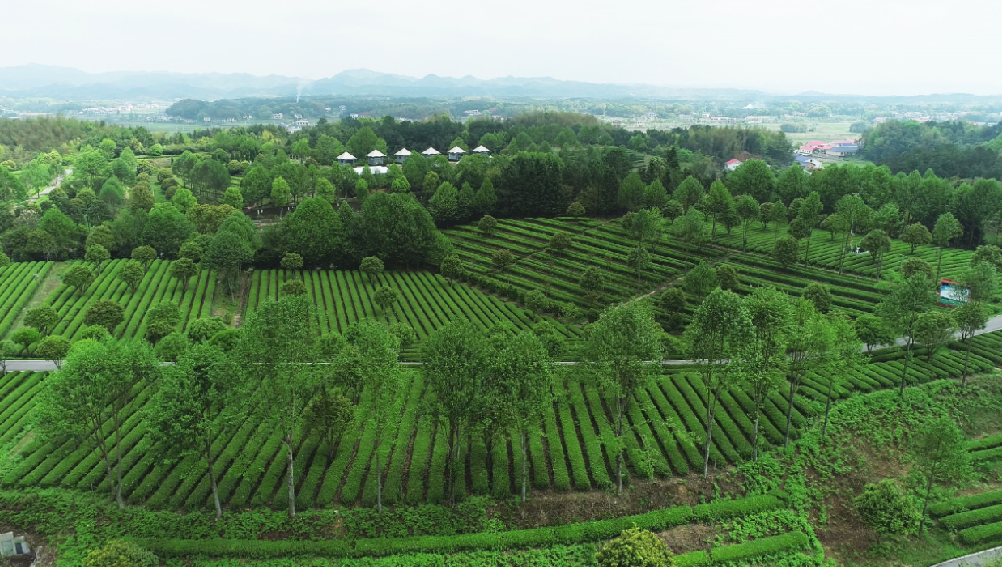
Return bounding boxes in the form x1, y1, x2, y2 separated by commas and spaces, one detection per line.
33, 259, 216, 342
715, 222, 978, 281
0, 261, 53, 338
245, 269, 582, 351
2, 341, 992, 510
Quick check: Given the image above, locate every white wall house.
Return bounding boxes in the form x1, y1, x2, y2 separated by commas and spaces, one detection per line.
337, 152, 356, 166
448, 146, 466, 161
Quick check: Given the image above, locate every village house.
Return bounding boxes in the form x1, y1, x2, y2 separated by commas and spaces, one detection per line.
725, 158, 742, 171
367, 150, 385, 166
395, 148, 412, 164
336, 152, 355, 166
422, 147, 441, 159
448, 147, 466, 161
472, 145, 490, 156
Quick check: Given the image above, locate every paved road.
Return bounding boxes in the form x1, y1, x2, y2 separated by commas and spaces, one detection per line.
5, 314, 1002, 373
928, 545, 1002, 567
28, 168, 71, 203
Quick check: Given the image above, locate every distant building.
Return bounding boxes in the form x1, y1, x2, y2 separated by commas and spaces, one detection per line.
367, 150, 385, 166
826, 145, 858, 158
448, 146, 466, 161
395, 148, 412, 164
472, 145, 490, 156
203, 117, 211, 122
336, 152, 356, 166
464, 109, 481, 116
272, 113, 283, 119
295, 119, 309, 126
725, 159, 742, 171
421, 147, 441, 159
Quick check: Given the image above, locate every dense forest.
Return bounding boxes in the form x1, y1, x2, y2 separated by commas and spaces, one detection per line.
862, 120, 1002, 179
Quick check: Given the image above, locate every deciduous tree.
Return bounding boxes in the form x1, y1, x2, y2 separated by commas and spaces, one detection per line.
360, 256, 384, 285
913, 419, 971, 531
85, 300, 124, 333
148, 343, 242, 519
120, 260, 144, 292
900, 223, 932, 254
170, 257, 198, 292
24, 306, 58, 336
32, 340, 159, 508
63, 264, 94, 296
877, 273, 938, 397
238, 295, 319, 517
685, 289, 753, 475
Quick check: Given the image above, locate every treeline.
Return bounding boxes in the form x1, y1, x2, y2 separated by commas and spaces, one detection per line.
713, 159, 1002, 248
861, 120, 1002, 179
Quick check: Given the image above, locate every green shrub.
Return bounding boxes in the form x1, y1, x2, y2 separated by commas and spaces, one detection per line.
854, 479, 920, 536
596, 526, 675, 567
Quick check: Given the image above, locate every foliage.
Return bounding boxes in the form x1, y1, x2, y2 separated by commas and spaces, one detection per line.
596, 526, 675, 567
82, 540, 158, 567
854, 479, 921, 537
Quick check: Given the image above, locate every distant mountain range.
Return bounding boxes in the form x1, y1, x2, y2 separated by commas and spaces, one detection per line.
0, 65, 996, 102
0, 64, 772, 100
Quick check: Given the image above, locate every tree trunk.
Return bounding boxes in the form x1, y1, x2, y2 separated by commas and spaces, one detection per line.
711, 217, 717, 241
742, 223, 748, 251
702, 400, 715, 478
920, 476, 934, 532
899, 344, 912, 398
804, 236, 812, 266
962, 336, 972, 386
822, 379, 834, 438
616, 399, 624, 494
936, 247, 943, 279
206, 437, 222, 519
286, 429, 296, 518
752, 409, 760, 462
376, 451, 383, 513
96, 430, 120, 507
520, 431, 528, 502
783, 382, 796, 448
838, 231, 850, 274
114, 416, 124, 509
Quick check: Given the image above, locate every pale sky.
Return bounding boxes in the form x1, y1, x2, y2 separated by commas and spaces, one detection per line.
3, 0, 1000, 96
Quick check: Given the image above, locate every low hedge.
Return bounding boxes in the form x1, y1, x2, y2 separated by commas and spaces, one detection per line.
676, 531, 812, 567
134, 494, 785, 558
941, 503, 1002, 530
930, 489, 1002, 518
960, 520, 1002, 545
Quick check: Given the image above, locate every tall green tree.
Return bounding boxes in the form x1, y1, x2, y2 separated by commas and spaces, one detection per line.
932, 213, 963, 279
820, 315, 864, 437
735, 195, 760, 251
954, 301, 989, 384
784, 299, 831, 446
147, 343, 241, 518
488, 329, 552, 501
421, 321, 490, 504
685, 289, 753, 475
32, 340, 159, 508
24, 305, 58, 336
877, 273, 938, 397
913, 418, 971, 532
705, 181, 733, 240
237, 295, 318, 517
860, 229, 892, 281
743, 287, 791, 460
585, 303, 663, 491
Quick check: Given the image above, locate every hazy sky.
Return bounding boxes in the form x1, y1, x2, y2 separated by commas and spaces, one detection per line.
3, 0, 1000, 96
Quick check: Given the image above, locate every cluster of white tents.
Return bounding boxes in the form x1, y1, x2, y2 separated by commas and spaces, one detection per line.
336, 146, 491, 174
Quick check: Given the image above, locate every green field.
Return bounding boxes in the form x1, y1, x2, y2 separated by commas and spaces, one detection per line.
245, 269, 582, 355
715, 222, 977, 282
4, 259, 217, 345
1, 341, 994, 511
